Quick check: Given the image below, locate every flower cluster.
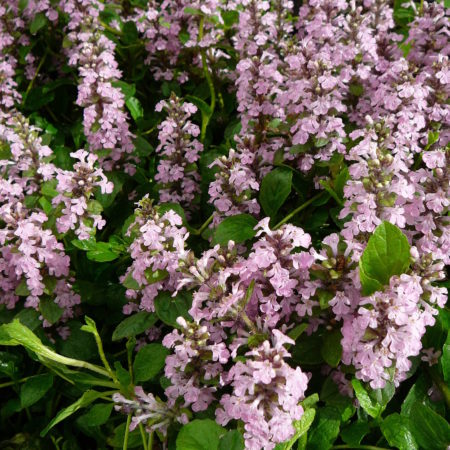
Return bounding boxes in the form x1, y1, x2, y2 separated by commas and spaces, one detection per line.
1, 0, 448, 448
155, 95, 203, 214
217, 331, 308, 450
53, 150, 113, 240
131, 0, 225, 83
121, 196, 189, 314
113, 386, 188, 435
208, 148, 260, 224
0, 114, 80, 322
61, 0, 135, 172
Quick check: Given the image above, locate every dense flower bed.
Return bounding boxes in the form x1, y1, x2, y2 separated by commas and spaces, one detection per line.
0, 1, 449, 449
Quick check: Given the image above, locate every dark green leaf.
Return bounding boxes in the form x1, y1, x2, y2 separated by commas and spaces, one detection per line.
186, 95, 212, 119
154, 291, 192, 328
409, 402, 450, 450
212, 214, 258, 246
76, 403, 113, 428
41, 390, 105, 436
259, 167, 292, 218
20, 373, 53, 408
112, 312, 157, 341
30, 13, 47, 34
218, 430, 244, 450
126, 97, 144, 121
307, 406, 340, 450
133, 343, 169, 382
111, 81, 136, 100
321, 329, 342, 368
122, 273, 140, 290
341, 421, 369, 446
176, 419, 226, 450
381, 413, 418, 450
359, 221, 410, 295
39, 297, 63, 325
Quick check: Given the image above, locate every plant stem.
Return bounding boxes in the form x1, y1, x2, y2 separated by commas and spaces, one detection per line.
90, 326, 120, 386
123, 414, 132, 450
148, 431, 154, 450
0, 375, 35, 389
273, 191, 326, 229
198, 15, 216, 141
139, 423, 149, 450
191, 213, 214, 235
23, 51, 48, 104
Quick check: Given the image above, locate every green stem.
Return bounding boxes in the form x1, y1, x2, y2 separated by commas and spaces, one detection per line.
123, 414, 132, 450
23, 51, 48, 104
148, 431, 154, 450
139, 423, 149, 450
191, 213, 214, 236
198, 15, 216, 141
0, 375, 35, 389
92, 332, 120, 386
331, 446, 391, 450
273, 192, 326, 230
241, 311, 258, 334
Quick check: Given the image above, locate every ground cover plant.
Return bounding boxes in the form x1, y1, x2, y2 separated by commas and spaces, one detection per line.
0, 0, 449, 449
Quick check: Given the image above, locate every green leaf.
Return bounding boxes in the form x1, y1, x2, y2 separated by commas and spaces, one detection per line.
183, 7, 203, 15
154, 291, 192, 328
126, 97, 144, 121
409, 402, 450, 450
212, 214, 258, 246
14, 279, 30, 297
158, 202, 188, 225
41, 390, 105, 436
351, 379, 394, 419
341, 421, 369, 446
134, 135, 153, 157
359, 221, 411, 295
30, 12, 47, 34
401, 375, 430, 416
307, 406, 340, 450
259, 167, 292, 218
276, 409, 316, 450
133, 343, 169, 382
145, 268, 169, 284
321, 377, 355, 422
122, 272, 140, 290
39, 297, 63, 325
111, 81, 136, 100
57, 321, 97, 361
20, 373, 53, 408
218, 430, 244, 450
321, 329, 342, 368
186, 95, 212, 119
176, 419, 226, 450
87, 243, 120, 262
381, 413, 418, 450
122, 21, 138, 44
112, 312, 157, 341
76, 403, 113, 428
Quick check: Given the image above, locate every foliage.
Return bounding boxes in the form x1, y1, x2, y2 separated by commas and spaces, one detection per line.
0, 1, 448, 450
